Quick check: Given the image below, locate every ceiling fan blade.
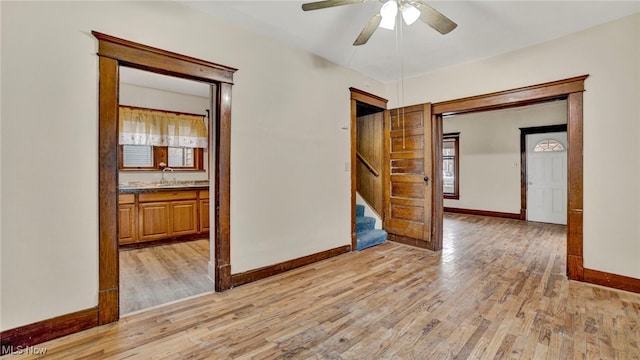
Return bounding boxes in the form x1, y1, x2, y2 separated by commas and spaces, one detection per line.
412, 1, 457, 35
302, 0, 368, 11
353, 13, 382, 46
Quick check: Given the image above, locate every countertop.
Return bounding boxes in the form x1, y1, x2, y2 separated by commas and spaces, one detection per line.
119, 180, 210, 193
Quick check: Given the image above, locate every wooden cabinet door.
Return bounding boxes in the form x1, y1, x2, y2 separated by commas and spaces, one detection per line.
199, 199, 210, 233
138, 202, 171, 241
384, 104, 433, 248
118, 203, 137, 244
171, 200, 198, 236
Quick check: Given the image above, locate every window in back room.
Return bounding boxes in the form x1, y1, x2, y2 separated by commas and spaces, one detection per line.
443, 133, 459, 199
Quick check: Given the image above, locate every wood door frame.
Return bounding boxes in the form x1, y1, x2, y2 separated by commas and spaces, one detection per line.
519, 123, 568, 221
349, 88, 388, 250
432, 75, 588, 280
93, 31, 236, 325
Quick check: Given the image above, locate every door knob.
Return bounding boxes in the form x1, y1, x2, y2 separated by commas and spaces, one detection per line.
424, 176, 429, 185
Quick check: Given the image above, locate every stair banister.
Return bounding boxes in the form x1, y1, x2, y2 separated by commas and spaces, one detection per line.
356, 151, 380, 177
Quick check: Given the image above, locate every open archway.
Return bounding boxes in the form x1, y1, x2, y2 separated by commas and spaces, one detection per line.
430, 75, 588, 280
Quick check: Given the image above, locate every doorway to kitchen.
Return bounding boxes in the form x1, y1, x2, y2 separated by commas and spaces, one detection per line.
94, 31, 236, 325
117, 67, 214, 315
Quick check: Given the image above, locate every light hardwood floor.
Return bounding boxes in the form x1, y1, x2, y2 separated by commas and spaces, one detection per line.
10, 214, 640, 359
120, 239, 212, 315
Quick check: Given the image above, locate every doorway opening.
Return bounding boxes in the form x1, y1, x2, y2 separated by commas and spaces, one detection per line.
94, 31, 236, 325
521, 124, 568, 225
117, 67, 214, 315
432, 75, 588, 280
440, 101, 567, 221
349, 88, 388, 250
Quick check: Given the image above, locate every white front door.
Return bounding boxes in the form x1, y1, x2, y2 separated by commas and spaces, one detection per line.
526, 132, 568, 225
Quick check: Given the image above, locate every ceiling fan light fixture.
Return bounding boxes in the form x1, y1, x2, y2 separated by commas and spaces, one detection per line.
401, 4, 420, 25
379, 15, 396, 30
379, 0, 398, 30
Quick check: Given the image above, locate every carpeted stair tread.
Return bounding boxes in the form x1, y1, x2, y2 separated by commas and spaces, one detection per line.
356, 204, 365, 217
356, 229, 388, 250
356, 216, 376, 233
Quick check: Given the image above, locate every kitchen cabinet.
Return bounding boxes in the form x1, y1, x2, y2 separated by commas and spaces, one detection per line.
138, 191, 198, 242
118, 194, 137, 244
199, 190, 210, 233
138, 202, 172, 241
118, 188, 209, 245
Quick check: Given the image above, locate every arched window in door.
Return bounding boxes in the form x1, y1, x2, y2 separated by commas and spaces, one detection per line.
534, 139, 565, 152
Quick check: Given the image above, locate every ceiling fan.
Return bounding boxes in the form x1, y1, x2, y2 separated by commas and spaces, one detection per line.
301, 0, 457, 46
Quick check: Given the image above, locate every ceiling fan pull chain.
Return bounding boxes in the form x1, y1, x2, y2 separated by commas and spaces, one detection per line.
402, 108, 406, 150
398, 15, 406, 149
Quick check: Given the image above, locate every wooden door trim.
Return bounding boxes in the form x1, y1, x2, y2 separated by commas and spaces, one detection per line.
432, 75, 588, 279
94, 31, 236, 325
349, 88, 387, 250
519, 124, 568, 221
422, 103, 433, 241
431, 113, 443, 249
432, 75, 588, 115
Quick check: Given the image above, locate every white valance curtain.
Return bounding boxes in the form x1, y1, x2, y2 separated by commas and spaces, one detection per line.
119, 107, 208, 148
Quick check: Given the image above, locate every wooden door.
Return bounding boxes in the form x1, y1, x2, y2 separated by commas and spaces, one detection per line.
384, 103, 433, 249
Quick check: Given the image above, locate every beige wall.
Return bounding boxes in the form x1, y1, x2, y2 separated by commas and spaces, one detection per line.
387, 13, 640, 279
443, 101, 567, 214
0, 1, 384, 330
118, 82, 210, 184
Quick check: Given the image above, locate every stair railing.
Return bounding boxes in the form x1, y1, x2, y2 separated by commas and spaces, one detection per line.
356, 151, 379, 177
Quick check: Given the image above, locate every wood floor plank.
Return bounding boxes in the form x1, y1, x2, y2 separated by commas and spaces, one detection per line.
5, 214, 640, 359
119, 239, 212, 315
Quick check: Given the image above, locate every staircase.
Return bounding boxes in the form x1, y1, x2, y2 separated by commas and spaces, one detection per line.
356, 204, 387, 250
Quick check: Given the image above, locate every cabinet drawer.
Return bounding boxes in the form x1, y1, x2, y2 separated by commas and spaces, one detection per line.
139, 190, 198, 203
199, 190, 209, 199
119, 193, 135, 205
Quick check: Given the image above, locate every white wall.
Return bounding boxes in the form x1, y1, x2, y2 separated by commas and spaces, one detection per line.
443, 101, 567, 214
118, 82, 210, 184
387, 13, 640, 279
0, 1, 384, 330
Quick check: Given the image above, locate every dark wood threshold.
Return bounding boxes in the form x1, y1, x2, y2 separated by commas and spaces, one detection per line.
388, 234, 434, 251
0, 307, 98, 354
119, 232, 209, 250
231, 245, 351, 287
444, 207, 522, 220
584, 268, 640, 294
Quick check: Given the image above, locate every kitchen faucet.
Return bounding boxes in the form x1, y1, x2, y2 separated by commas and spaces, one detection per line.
161, 167, 176, 184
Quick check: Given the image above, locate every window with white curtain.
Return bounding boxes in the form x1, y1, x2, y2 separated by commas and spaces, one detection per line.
119, 106, 207, 170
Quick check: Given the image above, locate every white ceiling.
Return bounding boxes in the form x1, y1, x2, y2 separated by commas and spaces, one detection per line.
182, 0, 640, 82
